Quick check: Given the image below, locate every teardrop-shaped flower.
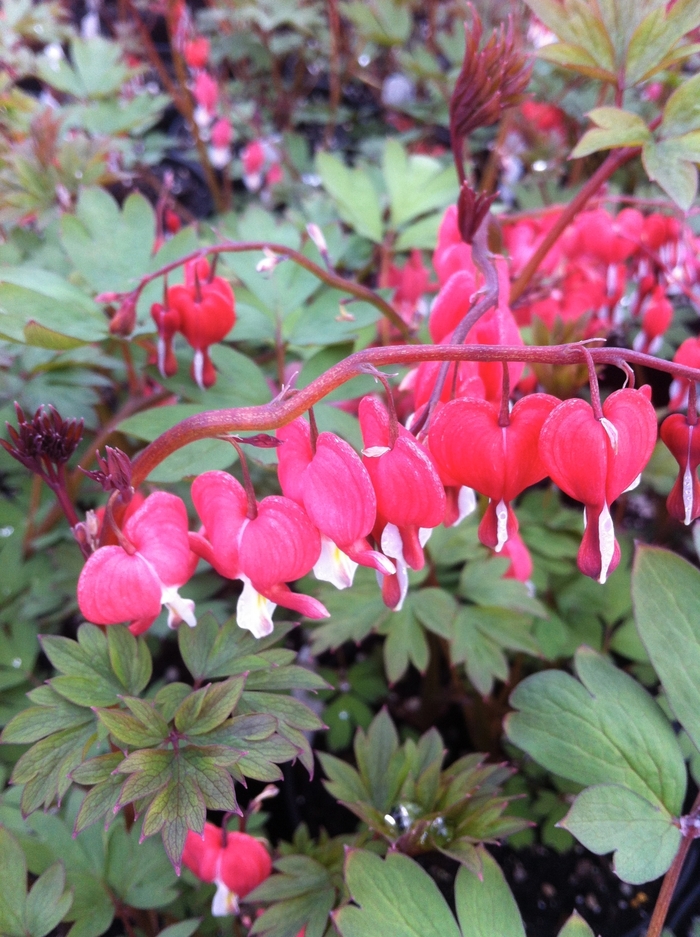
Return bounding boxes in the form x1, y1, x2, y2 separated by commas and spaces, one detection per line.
539, 387, 657, 583
166, 273, 235, 389
429, 393, 558, 551
660, 413, 700, 525
277, 418, 394, 588
182, 824, 272, 916
190, 471, 328, 637
77, 492, 197, 635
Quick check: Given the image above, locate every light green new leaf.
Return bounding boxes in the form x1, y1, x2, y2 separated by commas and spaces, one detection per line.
632, 546, 700, 754
107, 626, 152, 696
537, 43, 617, 82
561, 784, 681, 884
642, 139, 697, 214
626, 0, 700, 86
571, 108, 651, 158
0, 826, 27, 936
505, 646, 686, 814
661, 72, 700, 138
382, 139, 458, 229
455, 851, 525, 937
26, 862, 73, 937
557, 912, 595, 937
156, 922, 202, 937
316, 153, 383, 243
334, 850, 461, 937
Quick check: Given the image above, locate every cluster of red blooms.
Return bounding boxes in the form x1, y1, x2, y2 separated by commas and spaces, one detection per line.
78, 204, 700, 641
503, 205, 689, 353
150, 256, 236, 389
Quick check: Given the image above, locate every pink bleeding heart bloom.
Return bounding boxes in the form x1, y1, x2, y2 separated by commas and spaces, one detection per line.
77, 492, 197, 635
669, 337, 700, 410
190, 471, 328, 637
182, 824, 272, 916
539, 387, 657, 583
276, 418, 394, 588
193, 71, 218, 114
429, 393, 559, 552
359, 396, 445, 609
661, 414, 700, 525
635, 285, 673, 354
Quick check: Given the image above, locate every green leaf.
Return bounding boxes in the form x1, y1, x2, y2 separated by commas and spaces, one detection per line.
561, 784, 681, 884
379, 604, 429, 684
96, 708, 167, 747
0, 826, 27, 936
626, 0, 700, 85
557, 912, 596, 937
411, 589, 457, 640
107, 627, 152, 695
334, 850, 461, 937
455, 851, 525, 937
537, 42, 617, 82
632, 546, 700, 753
661, 72, 700, 138
26, 862, 73, 937
459, 557, 548, 617
141, 770, 206, 869
1, 696, 93, 744
505, 646, 686, 815
0, 269, 107, 346
382, 139, 458, 229
156, 922, 202, 937
642, 139, 698, 211
60, 188, 155, 293
316, 153, 383, 243
72, 776, 124, 835
571, 108, 651, 158
175, 676, 246, 735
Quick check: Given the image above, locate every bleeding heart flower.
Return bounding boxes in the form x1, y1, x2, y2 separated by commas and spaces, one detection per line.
500, 530, 533, 583
190, 471, 328, 637
539, 387, 657, 583
182, 824, 271, 916
77, 492, 197, 635
184, 36, 210, 70
276, 418, 394, 588
150, 301, 180, 378
359, 396, 445, 609
433, 205, 476, 286
660, 414, 700, 525
669, 338, 700, 410
166, 272, 235, 389
429, 393, 559, 551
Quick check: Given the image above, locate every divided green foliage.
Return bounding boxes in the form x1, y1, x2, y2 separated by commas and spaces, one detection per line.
506, 646, 686, 882
0, 827, 73, 937
320, 710, 527, 871
335, 847, 595, 937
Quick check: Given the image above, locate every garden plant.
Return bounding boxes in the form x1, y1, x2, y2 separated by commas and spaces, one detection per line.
5, 0, 700, 935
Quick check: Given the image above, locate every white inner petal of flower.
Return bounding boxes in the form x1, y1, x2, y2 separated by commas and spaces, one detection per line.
495, 499, 509, 552
362, 446, 391, 458
600, 418, 619, 454
236, 574, 275, 638
211, 879, 239, 917
157, 337, 167, 377
684, 424, 695, 525
192, 349, 205, 390
624, 473, 642, 493
454, 487, 477, 526
598, 502, 616, 585
380, 523, 409, 611
313, 535, 358, 590
161, 587, 196, 629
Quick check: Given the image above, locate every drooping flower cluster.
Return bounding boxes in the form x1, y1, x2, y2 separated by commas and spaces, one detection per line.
150, 256, 236, 388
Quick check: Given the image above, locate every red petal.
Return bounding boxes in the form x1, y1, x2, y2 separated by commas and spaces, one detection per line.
77, 547, 161, 625
240, 496, 321, 587
358, 395, 391, 449
429, 397, 504, 499
429, 269, 477, 343
258, 582, 329, 619
182, 823, 222, 883
363, 436, 445, 529
276, 418, 313, 504
302, 432, 376, 545
602, 388, 658, 502
219, 832, 271, 896
577, 504, 621, 581
125, 492, 194, 587
478, 500, 519, 550
191, 472, 248, 578
539, 399, 608, 507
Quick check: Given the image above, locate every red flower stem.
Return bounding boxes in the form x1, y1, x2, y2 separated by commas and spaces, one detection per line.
362, 367, 399, 446
125, 240, 410, 338
103, 492, 136, 553
509, 146, 640, 304
222, 438, 258, 519
498, 362, 511, 427
130, 342, 700, 487
581, 345, 604, 420
646, 792, 700, 937
688, 380, 698, 427
308, 406, 319, 453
